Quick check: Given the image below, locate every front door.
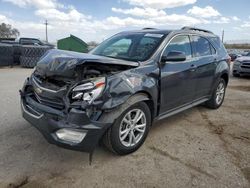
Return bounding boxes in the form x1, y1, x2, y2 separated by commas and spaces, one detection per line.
159, 35, 196, 114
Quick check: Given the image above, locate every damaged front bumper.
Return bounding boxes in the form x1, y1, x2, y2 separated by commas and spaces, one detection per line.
20, 78, 111, 153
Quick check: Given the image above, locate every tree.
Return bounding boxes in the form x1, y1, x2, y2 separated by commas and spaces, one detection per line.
0, 23, 20, 38
87, 41, 99, 47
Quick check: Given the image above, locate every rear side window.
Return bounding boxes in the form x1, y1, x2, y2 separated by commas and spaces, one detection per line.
210, 36, 227, 55
210, 37, 221, 47
163, 35, 192, 59
210, 45, 216, 54
192, 36, 212, 57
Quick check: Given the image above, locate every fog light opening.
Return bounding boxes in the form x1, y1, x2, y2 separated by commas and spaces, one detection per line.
55, 128, 87, 144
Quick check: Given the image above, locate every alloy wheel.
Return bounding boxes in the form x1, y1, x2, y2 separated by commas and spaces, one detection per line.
119, 109, 147, 147
215, 82, 225, 105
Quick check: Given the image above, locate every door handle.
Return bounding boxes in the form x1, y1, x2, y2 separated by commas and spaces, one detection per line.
189, 64, 197, 71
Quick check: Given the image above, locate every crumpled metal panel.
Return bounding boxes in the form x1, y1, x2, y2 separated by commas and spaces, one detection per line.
33, 49, 159, 117
35, 49, 139, 78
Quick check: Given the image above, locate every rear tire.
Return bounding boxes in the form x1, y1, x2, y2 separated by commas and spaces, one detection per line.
205, 78, 226, 109
103, 102, 151, 155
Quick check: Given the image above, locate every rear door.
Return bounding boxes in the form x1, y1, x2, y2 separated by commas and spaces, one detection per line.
159, 35, 196, 114
190, 35, 217, 100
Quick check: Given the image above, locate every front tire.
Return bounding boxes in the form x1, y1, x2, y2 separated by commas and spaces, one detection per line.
103, 102, 151, 155
205, 78, 226, 109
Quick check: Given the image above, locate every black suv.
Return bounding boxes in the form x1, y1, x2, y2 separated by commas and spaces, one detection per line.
20, 27, 230, 155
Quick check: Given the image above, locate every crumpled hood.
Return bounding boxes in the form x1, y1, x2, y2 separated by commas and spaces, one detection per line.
35, 49, 139, 77
236, 56, 250, 62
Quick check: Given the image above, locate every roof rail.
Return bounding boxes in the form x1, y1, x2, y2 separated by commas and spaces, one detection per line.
142, 27, 157, 30
181, 27, 213, 34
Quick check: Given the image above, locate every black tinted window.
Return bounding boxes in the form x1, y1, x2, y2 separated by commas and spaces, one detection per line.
210, 37, 221, 47
192, 36, 211, 57
20, 39, 41, 45
91, 33, 165, 61
163, 35, 192, 59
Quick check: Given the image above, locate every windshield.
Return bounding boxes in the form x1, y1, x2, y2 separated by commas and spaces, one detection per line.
91, 32, 165, 61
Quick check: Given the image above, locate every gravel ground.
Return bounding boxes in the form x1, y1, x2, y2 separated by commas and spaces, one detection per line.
0, 67, 249, 188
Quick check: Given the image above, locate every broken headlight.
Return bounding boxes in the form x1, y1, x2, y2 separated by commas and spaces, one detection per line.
71, 77, 105, 104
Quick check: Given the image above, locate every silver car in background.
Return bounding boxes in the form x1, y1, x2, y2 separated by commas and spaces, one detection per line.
233, 53, 250, 77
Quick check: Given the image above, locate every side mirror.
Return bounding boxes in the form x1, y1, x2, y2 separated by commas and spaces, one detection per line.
161, 51, 186, 63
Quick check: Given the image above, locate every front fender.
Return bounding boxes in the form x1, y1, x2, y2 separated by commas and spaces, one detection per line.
99, 63, 159, 116
99, 93, 151, 124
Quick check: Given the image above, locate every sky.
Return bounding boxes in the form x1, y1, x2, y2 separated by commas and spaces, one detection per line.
0, 0, 250, 43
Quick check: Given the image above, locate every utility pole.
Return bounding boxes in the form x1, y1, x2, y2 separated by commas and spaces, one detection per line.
44, 20, 48, 42
221, 29, 224, 43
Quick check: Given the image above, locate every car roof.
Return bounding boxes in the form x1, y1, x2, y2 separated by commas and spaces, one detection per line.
119, 27, 217, 37
119, 29, 172, 35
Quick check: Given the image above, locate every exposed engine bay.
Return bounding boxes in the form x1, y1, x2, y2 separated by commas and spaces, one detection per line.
33, 62, 132, 90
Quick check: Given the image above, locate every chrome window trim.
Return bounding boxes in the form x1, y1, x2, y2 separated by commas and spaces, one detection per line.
160, 33, 218, 61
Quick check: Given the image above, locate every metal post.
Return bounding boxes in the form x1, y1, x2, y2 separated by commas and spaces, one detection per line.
44, 20, 48, 42
222, 29, 224, 43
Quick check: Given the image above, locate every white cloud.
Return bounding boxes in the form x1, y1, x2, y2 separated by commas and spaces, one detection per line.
111, 7, 206, 26
232, 16, 240, 21
151, 14, 206, 26
2, 0, 62, 9
241, 22, 250, 28
105, 16, 156, 27
124, 0, 196, 9
0, 14, 9, 23
187, 6, 220, 18
35, 8, 90, 22
233, 27, 242, 31
106, 14, 206, 28
1, 8, 207, 42
213, 17, 230, 24
0, 13, 47, 38
112, 7, 166, 18
0, 0, 238, 42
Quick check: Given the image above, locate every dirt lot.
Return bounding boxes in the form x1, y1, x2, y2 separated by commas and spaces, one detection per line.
0, 67, 249, 188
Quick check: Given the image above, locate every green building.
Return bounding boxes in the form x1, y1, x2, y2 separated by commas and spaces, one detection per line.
57, 35, 88, 53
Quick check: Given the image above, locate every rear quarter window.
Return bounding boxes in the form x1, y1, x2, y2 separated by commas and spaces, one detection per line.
210, 44, 216, 54
210, 36, 227, 55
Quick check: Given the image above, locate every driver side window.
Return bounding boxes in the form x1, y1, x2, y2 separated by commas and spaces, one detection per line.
163, 35, 192, 59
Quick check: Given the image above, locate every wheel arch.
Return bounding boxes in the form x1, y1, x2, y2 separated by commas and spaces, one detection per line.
220, 72, 229, 86
134, 91, 155, 122
98, 92, 154, 125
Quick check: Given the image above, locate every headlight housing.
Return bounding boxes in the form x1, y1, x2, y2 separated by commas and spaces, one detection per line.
71, 77, 105, 103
